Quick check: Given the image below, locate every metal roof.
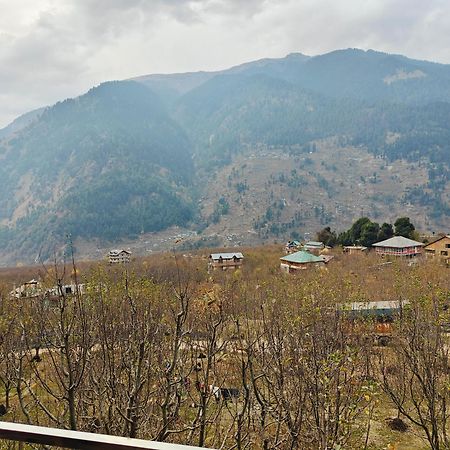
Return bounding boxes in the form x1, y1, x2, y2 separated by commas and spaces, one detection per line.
304, 241, 324, 248
280, 250, 325, 264
210, 252, 244, 260
338, 300, 410, 312
343, 245, 368, 250
109, 249, 131, 255
372, 236, 424, 248
338, 300, 410, 317
424, 235, 450, 248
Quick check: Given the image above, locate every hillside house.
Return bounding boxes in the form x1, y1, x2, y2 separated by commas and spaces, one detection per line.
209, 252, 244, 271
423, 235, 450, 265
303, 241, 325, 254
45, 283, 86, 298
372, 236, 424, 258
108, 249, 131, 264
10, 279, 42, 299
280, 250, 329, 273
343, 245, 368, 254
338, 300, 409, 319
285, 240, 301, 253
338, 300, 409, 344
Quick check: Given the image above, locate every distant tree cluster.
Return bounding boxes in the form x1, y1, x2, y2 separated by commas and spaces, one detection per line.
209, 196, 230, 224
317, 216, 416, 247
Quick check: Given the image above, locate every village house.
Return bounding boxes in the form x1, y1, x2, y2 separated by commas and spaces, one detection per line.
338, 300, 409, 319
280, 250, 330, 273
108, 249, 131, 264
303, 241, 325, 254
285, 240, 301, 253
338, 300, 409, 344
10, 279, 42, 299
372, 236, 424, 258
423, 235, 450, 265
343, 245, 368, 255
209, 252, 244, 271
45, 283, 86, 298
10, 279, 86, 302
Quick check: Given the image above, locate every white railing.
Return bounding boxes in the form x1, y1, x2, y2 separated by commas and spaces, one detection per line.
0, 422, 212, 450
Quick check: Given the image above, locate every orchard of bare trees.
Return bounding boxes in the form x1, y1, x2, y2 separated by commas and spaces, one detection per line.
0, 248, 449, 449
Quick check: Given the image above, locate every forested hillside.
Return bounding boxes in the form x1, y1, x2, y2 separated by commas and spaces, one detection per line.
0, 48, 449, 264
0, 81, 195, 261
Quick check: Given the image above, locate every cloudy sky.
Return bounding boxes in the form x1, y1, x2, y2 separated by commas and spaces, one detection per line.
0, 0, 449, 127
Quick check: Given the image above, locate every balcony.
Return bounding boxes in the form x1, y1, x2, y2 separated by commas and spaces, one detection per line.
0, 421, 212, 449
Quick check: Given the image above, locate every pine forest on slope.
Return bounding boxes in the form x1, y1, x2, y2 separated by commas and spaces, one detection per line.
0, 48, 449, 264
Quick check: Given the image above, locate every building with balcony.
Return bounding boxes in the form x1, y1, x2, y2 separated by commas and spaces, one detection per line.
372, 236, 424, 258
208, 252, 244, 271
108, 249, 131, 264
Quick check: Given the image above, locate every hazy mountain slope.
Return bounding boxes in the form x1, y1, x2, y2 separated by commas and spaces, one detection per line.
175, 73, 362, 165
291, 49, 450, 103
132, 52, 310, 103
0, 107, 46, 141
0, 81, 195, 260
134, 49, 450, 105
175, 72, 450, 169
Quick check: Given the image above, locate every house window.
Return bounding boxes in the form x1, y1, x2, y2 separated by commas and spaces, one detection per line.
441, 251, 448, 256
425, 249, 435, 254
446, 243, 450, 248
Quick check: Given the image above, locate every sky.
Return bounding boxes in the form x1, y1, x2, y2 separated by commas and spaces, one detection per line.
1, 0, 450, 127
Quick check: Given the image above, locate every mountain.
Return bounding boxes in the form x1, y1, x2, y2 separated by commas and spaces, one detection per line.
292, 49, 450, 103
132, 52, 311, 101
0, 49, 449, 264
0, 81, 195, 261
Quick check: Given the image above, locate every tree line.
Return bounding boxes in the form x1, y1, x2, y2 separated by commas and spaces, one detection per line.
316, 216, 417, 248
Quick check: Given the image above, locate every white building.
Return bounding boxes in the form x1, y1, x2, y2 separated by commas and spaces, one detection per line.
209, 252, 244, 271
108, 249, 131, 264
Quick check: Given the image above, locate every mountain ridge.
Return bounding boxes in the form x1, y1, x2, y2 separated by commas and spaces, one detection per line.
0, 48, 449, 265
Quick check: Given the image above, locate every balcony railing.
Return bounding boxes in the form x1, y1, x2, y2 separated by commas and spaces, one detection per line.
0, 422, 212, 450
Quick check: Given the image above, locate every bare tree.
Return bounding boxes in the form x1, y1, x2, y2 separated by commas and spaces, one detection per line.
381, 293, 450, 450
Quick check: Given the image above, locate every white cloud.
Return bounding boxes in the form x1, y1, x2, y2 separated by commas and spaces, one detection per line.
0, 0, 449, 127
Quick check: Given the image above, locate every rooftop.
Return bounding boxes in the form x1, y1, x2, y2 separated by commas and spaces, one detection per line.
304, 241, 324, 248
424, 235, 450, 247
372, 236, 424, 248
343, 245, 368, 250
210, 252, 244, 260
338, 300, 410, 312
109, 249, 131, 255
280, 250, 325, 264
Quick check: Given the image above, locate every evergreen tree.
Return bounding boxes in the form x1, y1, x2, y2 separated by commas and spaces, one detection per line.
316, 227, 337, 247
377, 222, 394, 241
349, 217, 372, 244
394, 217, 415, 239
360, 222, 380, 247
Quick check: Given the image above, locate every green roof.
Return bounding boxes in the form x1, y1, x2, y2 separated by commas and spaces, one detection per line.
280, 250, 325, 264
